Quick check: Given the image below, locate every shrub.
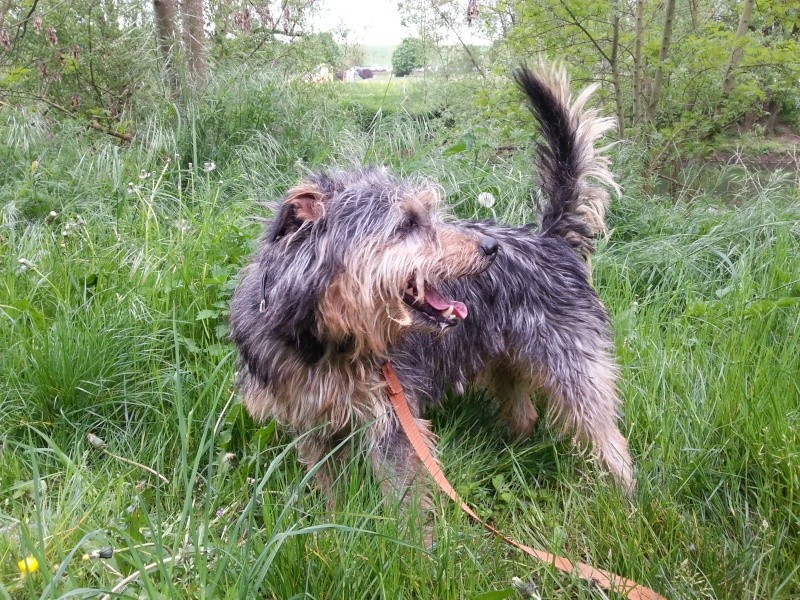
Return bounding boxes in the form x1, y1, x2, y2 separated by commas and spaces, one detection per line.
391, 38, 423, 77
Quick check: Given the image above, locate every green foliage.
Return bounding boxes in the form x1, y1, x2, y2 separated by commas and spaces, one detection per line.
1, 2, 800, 595
1, 69, 799, 598
297, 32, 341, 68
0, 0, 156, 122
493, 0, 800, 153
391, 37, 424, 77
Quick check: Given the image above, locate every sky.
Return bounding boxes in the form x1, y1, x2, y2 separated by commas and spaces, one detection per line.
312, 0, 412, 47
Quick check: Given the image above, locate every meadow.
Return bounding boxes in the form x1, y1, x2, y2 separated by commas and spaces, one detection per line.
1, 72, 798, 599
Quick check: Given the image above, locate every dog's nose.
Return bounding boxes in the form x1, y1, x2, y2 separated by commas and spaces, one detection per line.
479, 236, 499, 257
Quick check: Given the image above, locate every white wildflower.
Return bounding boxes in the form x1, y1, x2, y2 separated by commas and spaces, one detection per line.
477, 192, 496, 208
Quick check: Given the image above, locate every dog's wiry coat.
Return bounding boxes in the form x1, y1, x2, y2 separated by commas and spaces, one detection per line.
230, 63, 634, 507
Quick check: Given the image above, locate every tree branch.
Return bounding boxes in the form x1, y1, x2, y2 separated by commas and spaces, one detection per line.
0, 90, 134, 142
558, 0, 612, 66
429, 0, 486, 79
14, 0, 41, 43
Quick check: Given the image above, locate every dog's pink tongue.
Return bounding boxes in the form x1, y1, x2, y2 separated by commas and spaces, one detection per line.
425, 288, 468, 319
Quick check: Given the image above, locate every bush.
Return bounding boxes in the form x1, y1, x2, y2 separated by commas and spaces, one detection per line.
391, 38, 423, 77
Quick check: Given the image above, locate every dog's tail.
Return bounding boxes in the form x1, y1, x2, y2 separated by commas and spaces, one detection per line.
514, 63, 620, 259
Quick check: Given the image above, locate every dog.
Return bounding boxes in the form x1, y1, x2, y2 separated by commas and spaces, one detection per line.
229, 63, 634, 512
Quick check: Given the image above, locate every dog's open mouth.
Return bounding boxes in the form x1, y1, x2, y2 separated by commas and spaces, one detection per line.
402, 279, 467, 328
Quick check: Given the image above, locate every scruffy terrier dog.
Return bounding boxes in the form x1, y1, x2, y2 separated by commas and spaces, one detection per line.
230, 64, 634, 511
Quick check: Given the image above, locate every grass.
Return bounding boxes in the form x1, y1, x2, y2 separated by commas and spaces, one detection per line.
1, 73, 798, 599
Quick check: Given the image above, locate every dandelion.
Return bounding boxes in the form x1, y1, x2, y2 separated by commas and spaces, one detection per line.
511, 577, 540, 600
18, 555, 39, 575
203, 161, 216, 172
221, 452, 237, 468
477, 192, 496, 208
86, 433, 107, 449
82, 547, 114, 560
139, 169, 151, 180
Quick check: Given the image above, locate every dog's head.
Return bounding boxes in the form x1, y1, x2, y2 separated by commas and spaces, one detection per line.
255, 168, 498, 358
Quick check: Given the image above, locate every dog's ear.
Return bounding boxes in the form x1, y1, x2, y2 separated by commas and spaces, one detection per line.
268, 184, 325, 241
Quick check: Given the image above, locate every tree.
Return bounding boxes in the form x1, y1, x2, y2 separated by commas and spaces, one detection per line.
301, 32, 341, 67
0, 0, 151, 138
153, 0, 180, 93
721, 0, 756, 97
646, 0, 677, 124
181, 0, 207, 90
152, 0, 206, 96
391, 37, 424, 77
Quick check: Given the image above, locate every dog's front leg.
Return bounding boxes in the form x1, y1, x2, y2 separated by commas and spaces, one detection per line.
297, 434, 347, 510
369, 413, 436, 543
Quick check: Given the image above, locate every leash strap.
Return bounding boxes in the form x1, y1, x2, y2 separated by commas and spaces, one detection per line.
381, 362, 666, 600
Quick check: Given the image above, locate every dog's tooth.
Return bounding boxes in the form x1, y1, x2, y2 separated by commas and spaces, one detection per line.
415, 273, 425, 302
441, 306, 454, 318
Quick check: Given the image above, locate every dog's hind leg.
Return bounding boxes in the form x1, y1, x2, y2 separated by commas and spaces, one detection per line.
483, 361, 540, 441
541, 347, 635, 495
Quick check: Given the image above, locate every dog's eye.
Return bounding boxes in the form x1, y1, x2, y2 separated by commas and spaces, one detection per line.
397, 215, 419, 235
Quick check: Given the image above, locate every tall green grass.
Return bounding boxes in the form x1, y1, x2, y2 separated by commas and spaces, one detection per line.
1, 74, 798, 599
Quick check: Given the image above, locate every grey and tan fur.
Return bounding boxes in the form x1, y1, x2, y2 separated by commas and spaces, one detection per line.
229, 63, 634, 510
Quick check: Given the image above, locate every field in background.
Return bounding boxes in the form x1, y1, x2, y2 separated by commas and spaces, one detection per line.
362, 45, 398, 69
1, 72, 798, 599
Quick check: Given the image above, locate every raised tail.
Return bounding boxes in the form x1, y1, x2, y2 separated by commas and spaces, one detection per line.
514, 63, 620, 259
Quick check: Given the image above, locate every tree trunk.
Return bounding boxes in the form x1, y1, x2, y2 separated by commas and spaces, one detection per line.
181, 0, 207, 91
688, 0, 699, 32
153, 0, 180, 95
632, 0, 645, 126
611, 11, 625, 137
721, 0, 755, 96
646, 0, 676, 124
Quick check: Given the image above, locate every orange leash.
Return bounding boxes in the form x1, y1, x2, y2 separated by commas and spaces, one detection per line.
382, 362, 666, 600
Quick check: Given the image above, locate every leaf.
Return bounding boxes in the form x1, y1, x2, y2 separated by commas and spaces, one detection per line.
196, 309, 218, 321
443, 141, 467, 156
252, 421, 277, 453
744, 296, 800, 317
500, 491, 516, 504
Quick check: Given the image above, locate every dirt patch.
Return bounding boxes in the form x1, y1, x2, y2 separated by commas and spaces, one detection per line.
709, 133, 800, 169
